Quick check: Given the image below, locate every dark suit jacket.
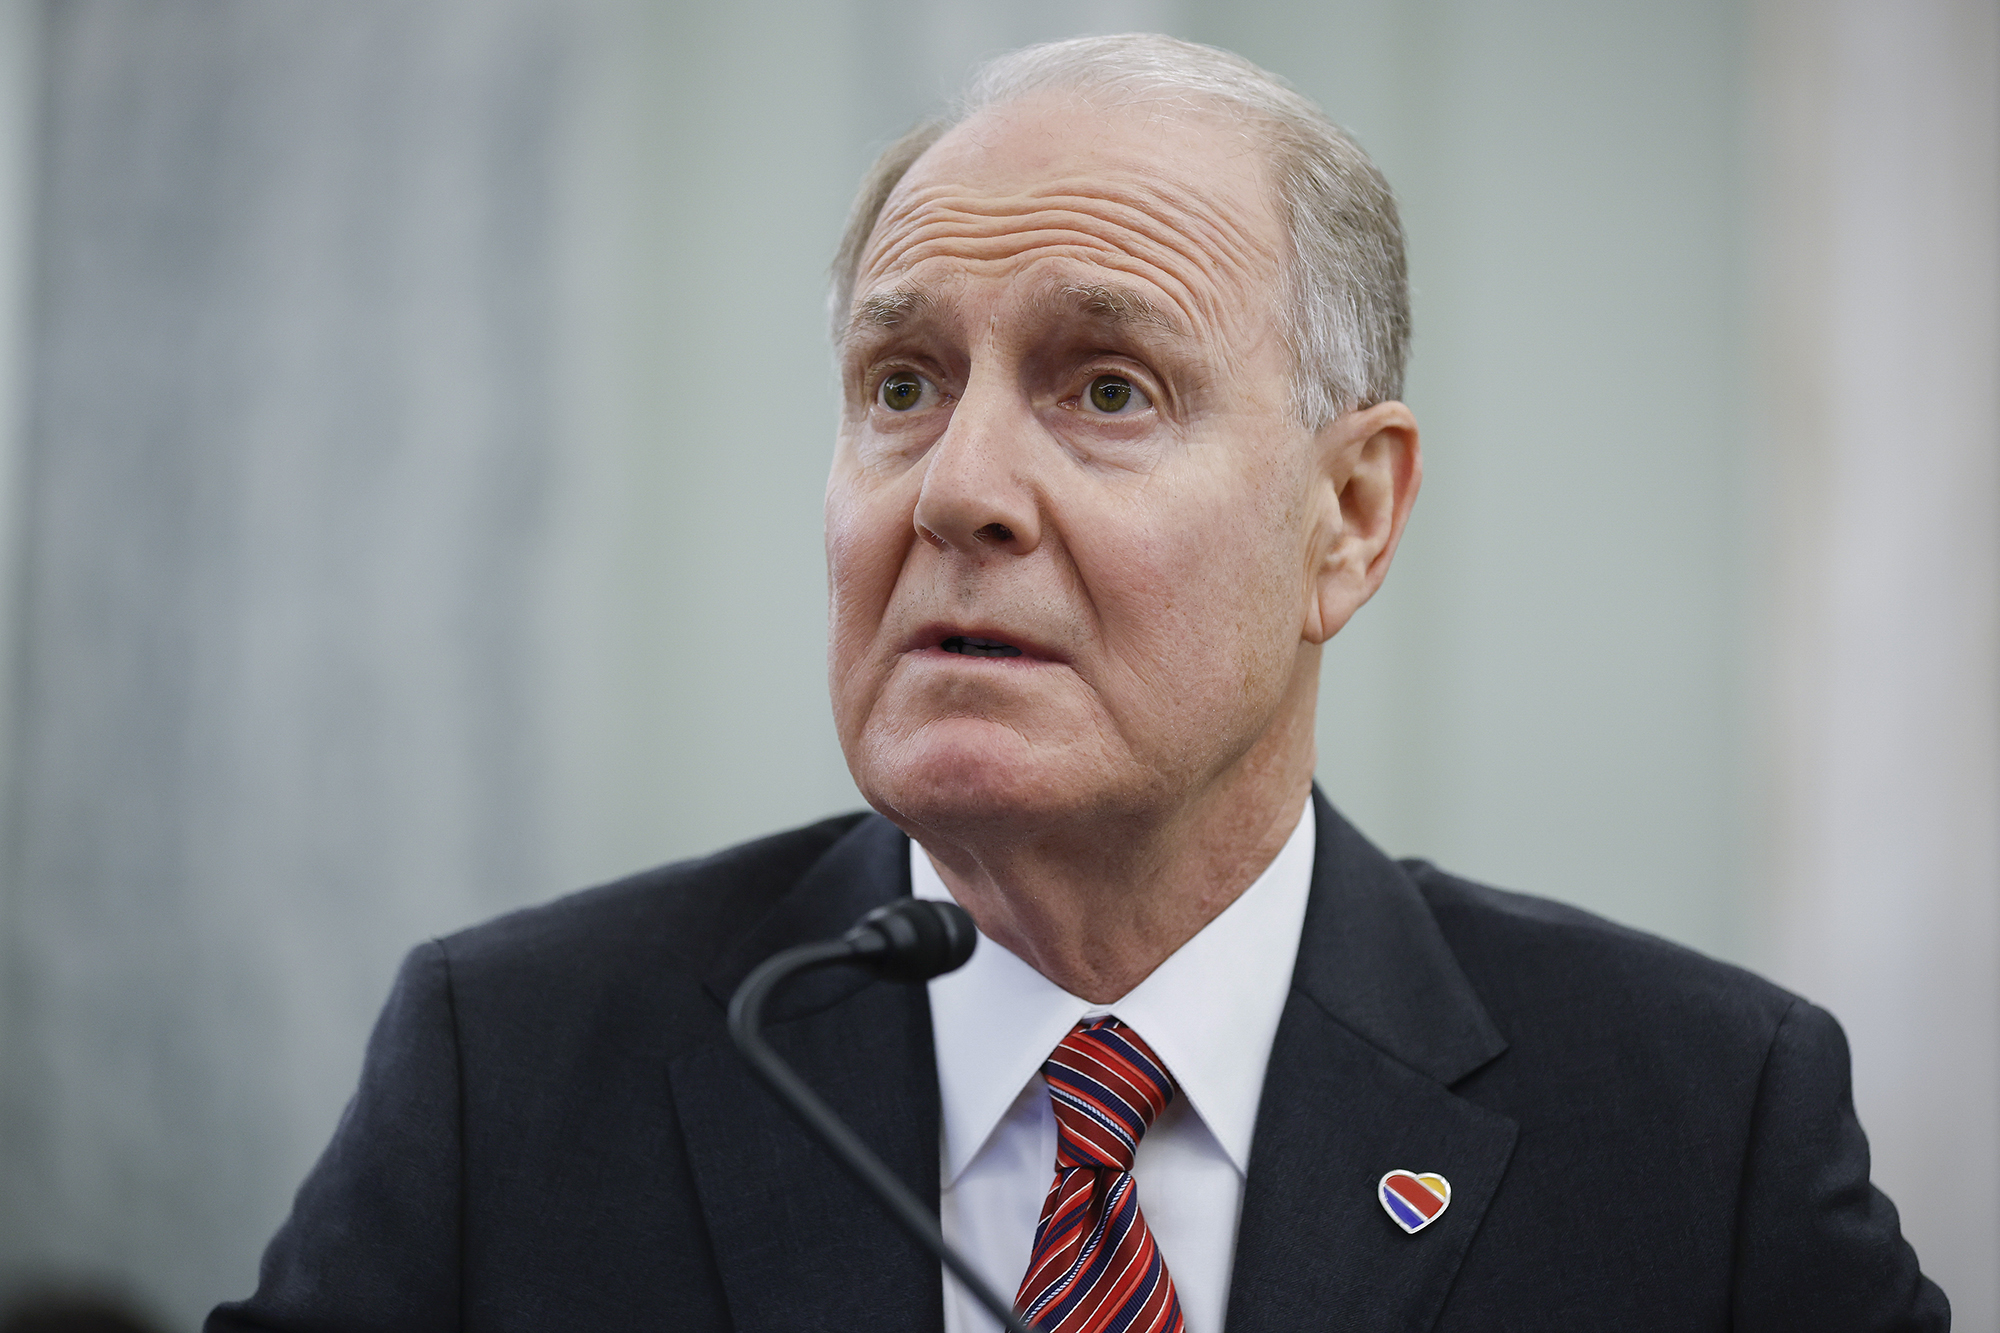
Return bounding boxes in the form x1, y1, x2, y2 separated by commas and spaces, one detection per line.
210, 794, 1948, 1331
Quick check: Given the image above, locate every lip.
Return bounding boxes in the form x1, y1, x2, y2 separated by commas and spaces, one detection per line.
901, 621, 1066, 664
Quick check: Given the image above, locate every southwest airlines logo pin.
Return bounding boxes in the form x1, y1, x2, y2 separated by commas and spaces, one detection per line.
1379, 1170, 1451, 1233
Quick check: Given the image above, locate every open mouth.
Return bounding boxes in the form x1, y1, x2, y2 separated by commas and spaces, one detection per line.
941, 635, 1022, 659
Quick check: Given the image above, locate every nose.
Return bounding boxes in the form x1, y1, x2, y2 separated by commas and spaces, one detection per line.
911, 376, 1042, 557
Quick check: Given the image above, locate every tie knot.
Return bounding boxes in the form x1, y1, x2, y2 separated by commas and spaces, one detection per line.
1043, 1018, 1177, 1174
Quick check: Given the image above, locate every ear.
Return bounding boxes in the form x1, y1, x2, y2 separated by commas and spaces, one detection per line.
1302, 401, 1421, 645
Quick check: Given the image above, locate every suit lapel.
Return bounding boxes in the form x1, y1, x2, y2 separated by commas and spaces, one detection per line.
668, 815, 945, 1333
1226, 793, 1518, 1333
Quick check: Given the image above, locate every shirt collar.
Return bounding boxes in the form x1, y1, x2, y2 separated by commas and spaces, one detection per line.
913, 798, 1316, 1185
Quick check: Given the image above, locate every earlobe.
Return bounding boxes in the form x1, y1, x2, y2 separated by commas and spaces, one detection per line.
1302, 402, 1421, 645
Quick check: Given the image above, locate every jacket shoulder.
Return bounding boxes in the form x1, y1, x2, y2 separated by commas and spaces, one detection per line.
437, 811, 873, 1002
1400, 859, 1799, 1055
1401, 862, 1949, 1329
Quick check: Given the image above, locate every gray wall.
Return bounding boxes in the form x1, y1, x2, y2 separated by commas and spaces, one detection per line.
0, 0, 580, 1304
0, 0, 1988, 1326
1206, 1, 1752, 953
1752, 0, 1999, 1316
0, 0, 583, 1316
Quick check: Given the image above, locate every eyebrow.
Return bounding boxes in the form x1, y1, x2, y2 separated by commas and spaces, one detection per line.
840, 279, 1191, 345
1054, 282, 1188, 337
844, 287, 934, 343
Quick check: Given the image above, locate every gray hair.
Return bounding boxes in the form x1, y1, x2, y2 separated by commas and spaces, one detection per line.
829, 33, 1409, 425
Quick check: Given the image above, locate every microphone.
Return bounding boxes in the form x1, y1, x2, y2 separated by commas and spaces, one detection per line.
845, 897, 980, 982
728, 899, 1035, 1333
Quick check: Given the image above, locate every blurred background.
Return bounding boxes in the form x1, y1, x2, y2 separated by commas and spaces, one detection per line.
0, 0, 1991, 1327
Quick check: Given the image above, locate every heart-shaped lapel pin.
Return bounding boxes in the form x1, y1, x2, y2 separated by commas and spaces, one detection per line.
1379, 1169, 1451, 1234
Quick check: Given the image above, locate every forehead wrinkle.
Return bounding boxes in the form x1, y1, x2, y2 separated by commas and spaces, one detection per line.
875, 180, 1276, 280
879, 226, 1258, 344
861, 176, 1282, 338
1028, 182, 1278, 279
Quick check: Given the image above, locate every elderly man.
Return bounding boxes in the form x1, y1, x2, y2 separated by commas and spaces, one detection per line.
213, 34, 1945, 1333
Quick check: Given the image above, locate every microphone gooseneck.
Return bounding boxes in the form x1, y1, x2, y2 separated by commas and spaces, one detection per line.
727, 899, 1035, 1333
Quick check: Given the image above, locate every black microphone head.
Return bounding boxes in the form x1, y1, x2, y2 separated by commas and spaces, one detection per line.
845, 899, 978, 982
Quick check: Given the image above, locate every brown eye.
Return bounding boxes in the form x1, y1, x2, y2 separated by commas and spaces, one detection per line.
1086, 375, 1142, 414
879, 373, 926, 411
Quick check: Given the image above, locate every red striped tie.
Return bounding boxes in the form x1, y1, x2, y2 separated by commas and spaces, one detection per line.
1015, 1018, 1185, 1333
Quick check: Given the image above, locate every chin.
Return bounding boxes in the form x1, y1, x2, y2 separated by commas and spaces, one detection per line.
853, 716, 1100, 837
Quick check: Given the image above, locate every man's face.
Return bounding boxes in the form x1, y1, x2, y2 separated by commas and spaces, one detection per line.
827, 95, 1327, 839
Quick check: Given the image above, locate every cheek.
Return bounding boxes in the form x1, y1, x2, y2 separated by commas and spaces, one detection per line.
1078, 466, 1307, 702
825, 466, 914, 675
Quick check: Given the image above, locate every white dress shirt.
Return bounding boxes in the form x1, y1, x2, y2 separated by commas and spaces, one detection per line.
911, 799, 1316, 1333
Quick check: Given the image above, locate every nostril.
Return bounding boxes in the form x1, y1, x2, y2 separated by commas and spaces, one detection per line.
916, 524, 949, 550
975, 522, 1014, 544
